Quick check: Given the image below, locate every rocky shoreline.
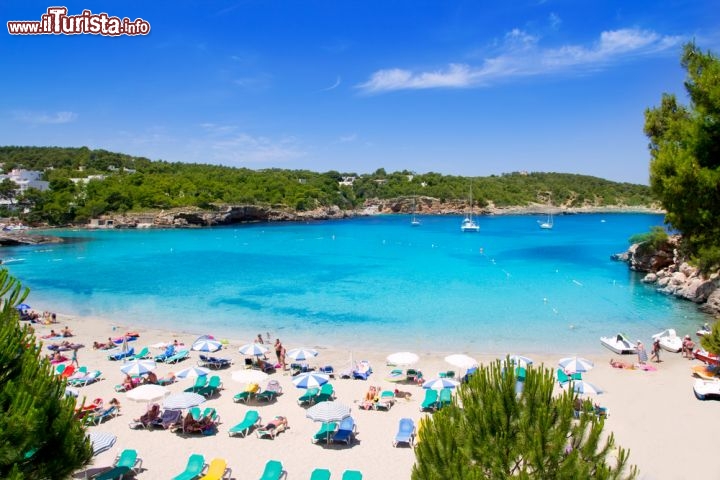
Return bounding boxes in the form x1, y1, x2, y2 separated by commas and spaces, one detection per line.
612, 235, 720, 316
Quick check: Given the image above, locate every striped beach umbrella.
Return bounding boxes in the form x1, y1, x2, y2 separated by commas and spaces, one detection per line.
120, 359, 157, 376
162, 392, 205, 410
176, 366, 210, 379
238, 343, 269, 356
423, 377, 461, 390
292, 372, 330, 389
558, 357, 594, 374
571, 380, 603, 395
87, 431, 116, 456
191, 338, 222, 352
508, 355, 534, 367
305, 400, 351, 423
286, 348, 319, 362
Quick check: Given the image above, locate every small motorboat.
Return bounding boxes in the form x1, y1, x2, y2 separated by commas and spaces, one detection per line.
651, 329, 682, 353
693, 378, 720, 400
697, 323, 712, 337
693, 348, 720, 367
600, 333, 637, 355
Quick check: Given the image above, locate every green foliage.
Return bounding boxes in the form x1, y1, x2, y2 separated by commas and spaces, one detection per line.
0, 270, 92, 479
412, 360, 637, 480
0, 146, 655, 226
645, 43, 720, 272
629, 226, 669, 252
700, 322, 720, 356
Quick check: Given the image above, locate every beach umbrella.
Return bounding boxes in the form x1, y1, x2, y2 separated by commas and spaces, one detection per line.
238, 343, 269, 356
558, 357, 594, 374
444, 354, 478, 369
305, 400, 351, 423
192, 338, 222, 353
292, 371, 330, 389
231, 369, 269, 384
87, 431, 116, 456
126, 384, 170, 403
176, 366, 210, 379
16, 303, 31, 311
508, 355, 534, 367
120, 359, 157, 376
162, 392, 205, 410
286, 348, 319, 362
387, 351, 419, 366
423, 377, 461, 390
571, 380, 604, 395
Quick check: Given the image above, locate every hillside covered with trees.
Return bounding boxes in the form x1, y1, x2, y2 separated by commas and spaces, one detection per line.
0, 145, 654, 226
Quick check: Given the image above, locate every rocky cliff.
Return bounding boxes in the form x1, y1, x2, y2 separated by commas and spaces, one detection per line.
612, 235, 720, 316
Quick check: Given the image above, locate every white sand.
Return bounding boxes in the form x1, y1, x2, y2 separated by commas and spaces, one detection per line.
31, 312, 720, 480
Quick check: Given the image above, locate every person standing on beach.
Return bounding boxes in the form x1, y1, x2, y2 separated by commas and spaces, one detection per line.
274, 339, 282, 365
636, 341, 648, 364
651, 338, 661, 362
71, 347, 79, 367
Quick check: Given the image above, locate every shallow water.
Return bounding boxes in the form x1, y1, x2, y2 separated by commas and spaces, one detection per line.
4, 214, 708, 353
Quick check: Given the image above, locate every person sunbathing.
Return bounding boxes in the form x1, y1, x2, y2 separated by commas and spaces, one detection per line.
61, 326, 73, 337
609, 358, 634, 369
360, 386, 377, 410
134, 403, 160, 426
260, 416, 288, 432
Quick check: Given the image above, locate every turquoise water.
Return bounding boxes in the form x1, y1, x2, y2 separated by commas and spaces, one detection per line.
2, 214, 708, 353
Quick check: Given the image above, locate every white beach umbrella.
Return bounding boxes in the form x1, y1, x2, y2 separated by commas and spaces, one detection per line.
238, 343, 269, 356
423, 377, 461, 390
286, 348, 319, 362
387, 351, 419, 366
176, 366, 211, 379
120, 359, 157, 376
508, 355, 534, 368
191, 338, 222, 352
292, 372, 330, 389
87, 431, 116, 456
162, 392, 206, 410
444, 354, 478, 369
558, 357, 594, 374
305, 401, 351, 423
571, 380, 604, 395
126, 384, 170, 403
231, 369, 269, 384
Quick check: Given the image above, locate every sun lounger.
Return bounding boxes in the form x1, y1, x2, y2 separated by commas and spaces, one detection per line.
151, 409, 183, 430
198, 375, 222, 397
256, 416, 288, 439
259, 460, 286, 480
87, 406, 118, 426
319, 365, 335, 378
420, 389, 439, 411
154, 346, 176, 362
439, 388, 453, 408
198, 354, 231, 370
315, 383, 335, 403
132, 346, 150, 360
59, 365, 75, 378
393, 418, 415, 447
255, 389, 277, 402
172, 453, 206, 480
165, 349, 190, 364
297, 387, 320, 406
342, 471, 363, 480
331, 416, 357, 445
375, 390, 396, 410
185, 376, 209, 393
108, 348, 134, 361
310, 469, 331, 480
228, 410, 260, 437
352, 361, 372, 380
93, 449, 143, 480
557, 369, 582, 387
233, 391, 252, 403
68, 370, 102, 387
199, 458, 231, 480
312, 421, 337, 444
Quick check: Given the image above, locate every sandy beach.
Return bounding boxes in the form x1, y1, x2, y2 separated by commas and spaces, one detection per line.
31, 311, 719, 480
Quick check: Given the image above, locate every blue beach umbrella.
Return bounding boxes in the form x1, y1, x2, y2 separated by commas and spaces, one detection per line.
508, 355, 534, 367
120, 359, 156, 376
16, 303, 31, 311
571, 380, 603, 395
191, 338, 222, 353
558, 357, 594, 374
292, 372, 330, 389
238, 343, 269, 356
423, 377, 460, 390
286, 348, 319, 362
176, 366, 210, 379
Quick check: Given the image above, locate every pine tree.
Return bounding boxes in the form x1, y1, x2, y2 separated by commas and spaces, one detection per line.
412, 359, 637, 479
0, 269, 92, 479
700, 322, 720, 356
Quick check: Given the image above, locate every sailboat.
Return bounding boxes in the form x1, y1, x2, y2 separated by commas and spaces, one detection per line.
538, 213, 553, 230
460, 185, 480, 232
410, 196, 421, 226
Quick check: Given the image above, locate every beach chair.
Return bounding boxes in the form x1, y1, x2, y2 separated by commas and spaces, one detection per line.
166, 349, 190, 364
516, 367, 527, 382
154, 346, 176, 363
258, 460, 286, 480
405, 369, 419, 382
233, 391, 252, 404
420, 389, 439, 411
59, 365, 75, 378
256, 416, 288, 439
352, 361, 372, 380
297, 387, 320, 406
439, 388, 453, 408
171, 453, 206, 480
198, 375, 222, 397
228, 410, 260, 437
185, 376, 208, 393
132, 346, 150, 360
310, 469, 331, 480
393, 418, 415, 447
151, 409, 183, 430
93, 449, 143, 480
331, 416, 357, 445
557, 369, 582, 387
315, 383, 335, 403
312, 421, 337, 444
439, 370, 456, 379
157, 373, 176, 386
319, 365, 335, 378
55, 363, 66, 375
199, 458, 231, 480
342, 471, 363, 480
375, 390, 396, 410
88, 406, 118, 426
108, 348, 134, 361
68, 370, 102, 387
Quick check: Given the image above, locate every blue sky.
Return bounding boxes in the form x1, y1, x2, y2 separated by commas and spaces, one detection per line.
1, 1, 718, 184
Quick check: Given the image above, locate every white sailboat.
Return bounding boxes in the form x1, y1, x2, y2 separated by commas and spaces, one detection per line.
460, 185, 480, 232
538, 213, 553, 230
410, 196, 421, 227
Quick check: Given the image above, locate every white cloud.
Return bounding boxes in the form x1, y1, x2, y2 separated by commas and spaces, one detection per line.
15, 111, 77, 124
357, 28, 682, 93
322, 76, 342, 91
210, 133, 305, 165
549, 13, 562, 30
338, 134, 357, 143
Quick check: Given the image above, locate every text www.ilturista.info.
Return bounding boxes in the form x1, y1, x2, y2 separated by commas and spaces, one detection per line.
7, 7, 150, 36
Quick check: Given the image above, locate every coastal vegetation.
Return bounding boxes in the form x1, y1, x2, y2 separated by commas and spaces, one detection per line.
628, 226, 669, 254
412, 360, 637, 479
645, 42, 720, 272
0, 271, 92, 478
0, 146, 654, 226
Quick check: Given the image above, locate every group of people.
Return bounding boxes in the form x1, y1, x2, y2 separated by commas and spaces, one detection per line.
682, 335, 696, 358
360, 385, 382, 410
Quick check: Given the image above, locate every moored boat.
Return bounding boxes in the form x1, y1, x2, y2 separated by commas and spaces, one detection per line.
693, 378, 720, 400
600, 333, 637, 355
651, 329, 682, 353
693, 348, 720, 367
